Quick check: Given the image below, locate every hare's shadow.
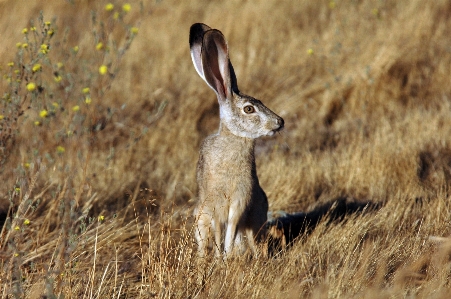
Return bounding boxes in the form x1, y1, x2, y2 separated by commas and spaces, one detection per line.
266, 197, 382, 255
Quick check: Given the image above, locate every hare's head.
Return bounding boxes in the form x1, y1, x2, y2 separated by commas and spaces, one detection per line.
190, 23, 284, 139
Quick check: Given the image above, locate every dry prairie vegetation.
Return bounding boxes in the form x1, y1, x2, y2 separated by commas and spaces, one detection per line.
1, 0, 451, 298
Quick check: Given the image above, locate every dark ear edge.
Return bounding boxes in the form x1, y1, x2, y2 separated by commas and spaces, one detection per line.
228, 61, 239, 94
189, 23, 212, 80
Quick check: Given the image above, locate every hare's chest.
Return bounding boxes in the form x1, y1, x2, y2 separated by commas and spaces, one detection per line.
203, 148, 251, 179
198, 135, 255, 197
201, 135, 253, 170
202, 152, 253, 211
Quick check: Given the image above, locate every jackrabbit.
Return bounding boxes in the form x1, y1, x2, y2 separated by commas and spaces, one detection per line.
190, 23, 284, 257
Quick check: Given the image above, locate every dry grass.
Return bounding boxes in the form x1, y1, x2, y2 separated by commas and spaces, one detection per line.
1, 0, 451, 298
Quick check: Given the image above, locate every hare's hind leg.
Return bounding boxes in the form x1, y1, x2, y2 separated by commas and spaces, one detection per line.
195, 210, 212, 257
213, 217, 222, 257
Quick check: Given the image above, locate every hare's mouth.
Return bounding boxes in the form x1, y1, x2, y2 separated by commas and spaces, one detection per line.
266, 120, 284, 136
267, 128, 282, 137
266, 131, 276, 137
272, 123, 284, 135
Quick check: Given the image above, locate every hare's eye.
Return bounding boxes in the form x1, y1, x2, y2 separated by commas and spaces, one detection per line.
243, 105, 255, 114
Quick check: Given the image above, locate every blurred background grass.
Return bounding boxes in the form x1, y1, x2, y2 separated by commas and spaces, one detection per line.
1, 0, 451, 298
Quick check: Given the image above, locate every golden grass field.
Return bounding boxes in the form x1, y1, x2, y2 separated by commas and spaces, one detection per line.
1, 0, 451, 297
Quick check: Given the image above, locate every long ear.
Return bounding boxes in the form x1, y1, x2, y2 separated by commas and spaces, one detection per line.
189, 23, 211, 80
201, 29, 236, 101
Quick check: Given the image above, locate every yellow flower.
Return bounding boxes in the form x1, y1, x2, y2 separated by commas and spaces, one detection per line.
105, 3, 114, 11
96, 42, 103, 50
39, 110, 48, 118
15, 187, 20, 192
47, 29, 54, 37
14, 225, 20, 230
122, 3, 131, 12
57, 62, 64, 69
82, 87, 90, 94
0, 115, 4, 120
30, 26, 36, 31
22, 28, 28, 34
72, 105, 80, 112
85, 96, 92, 104
24, 162, 30, 168
16, 42, 22, 48
131, 27, 139, 34
54, 75, 62, 83
52, 102, 59, 108
45, 21, 51, 26
22, 43, 28, 49
113, 12, 119, 20
7, 62, 14, 67
27, 82, 37, 91
14, 253, 19, 257
307, 48, 314, 55
67, 130, 73, 136
99, 65, 108, 75
34, 121, 40, 126
14, 70, 20, 74
24, 219, 30, 225
98, 215, 105, 221
40, 44, 49, 54
73, 46, 79, 53
329, 1, 336, 9
32, 64, 42, 72
56, 146, 65, 153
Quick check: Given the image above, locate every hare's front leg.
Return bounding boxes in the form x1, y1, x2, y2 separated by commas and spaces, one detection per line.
224, 222, 237, 256
234, 231, 245, 254
224, 205, 241, 256
245, 226, 267, 258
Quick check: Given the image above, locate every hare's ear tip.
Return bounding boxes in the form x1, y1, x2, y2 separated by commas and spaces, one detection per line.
189, 23, 212, 46
190, 23, 209, 30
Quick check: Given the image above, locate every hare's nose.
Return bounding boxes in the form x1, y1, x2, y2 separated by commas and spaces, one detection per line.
277, 117, 284, 130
